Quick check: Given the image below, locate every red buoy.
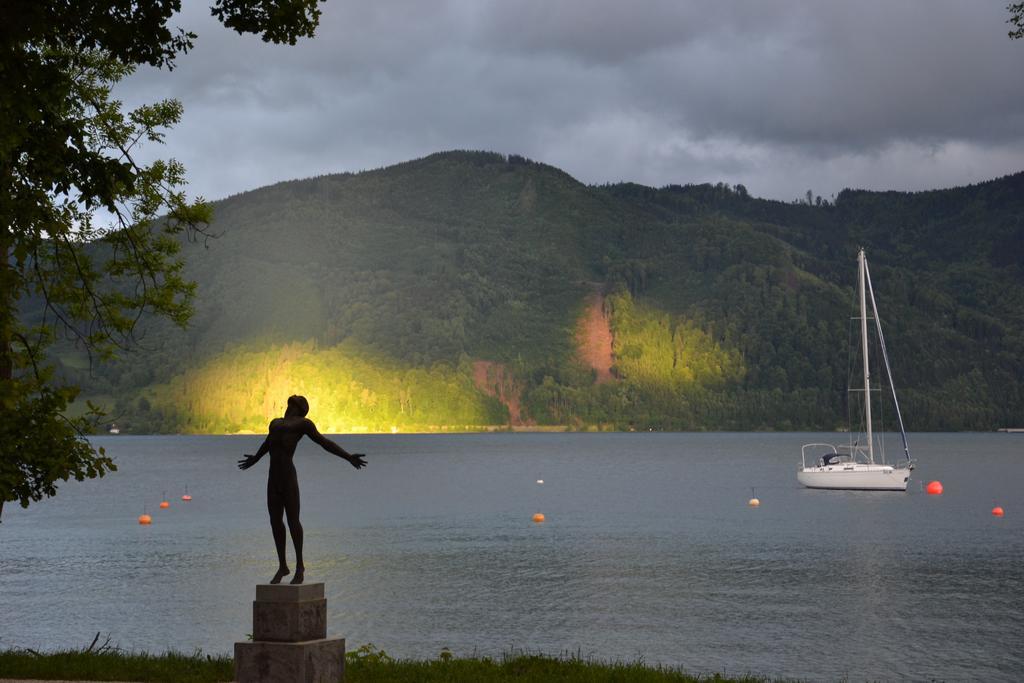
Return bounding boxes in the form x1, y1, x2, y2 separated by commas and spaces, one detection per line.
926, 481, 943, 495
992, 506, 1005, 517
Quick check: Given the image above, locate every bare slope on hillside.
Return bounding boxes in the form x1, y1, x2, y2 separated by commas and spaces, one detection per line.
472, 360, 528, 426
577, 293, 615, 383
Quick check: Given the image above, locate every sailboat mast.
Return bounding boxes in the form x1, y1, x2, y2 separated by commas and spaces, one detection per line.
859, 249, 874, 463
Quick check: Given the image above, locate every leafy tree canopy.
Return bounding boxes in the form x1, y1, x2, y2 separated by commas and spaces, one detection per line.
0, 0, 324, 521
1010, 2, 1024, 39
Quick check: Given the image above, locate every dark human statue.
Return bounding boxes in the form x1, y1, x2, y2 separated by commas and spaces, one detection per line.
238, 395, 367, 584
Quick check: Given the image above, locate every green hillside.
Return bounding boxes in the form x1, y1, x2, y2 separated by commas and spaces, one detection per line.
59, 151, 1024, 432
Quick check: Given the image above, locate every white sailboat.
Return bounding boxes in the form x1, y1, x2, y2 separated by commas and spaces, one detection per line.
798, 249, 915, 491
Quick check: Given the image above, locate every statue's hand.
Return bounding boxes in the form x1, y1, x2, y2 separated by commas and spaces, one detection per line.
348, 453, 367, 469
237, 455, 258, 470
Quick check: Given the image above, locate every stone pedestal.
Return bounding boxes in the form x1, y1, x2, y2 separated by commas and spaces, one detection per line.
235, 583, 345, 683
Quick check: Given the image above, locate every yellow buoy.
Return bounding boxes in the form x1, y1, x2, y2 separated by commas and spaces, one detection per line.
532, 513, 545, 523
748, 498, 760, 507
138, 513, 152, 525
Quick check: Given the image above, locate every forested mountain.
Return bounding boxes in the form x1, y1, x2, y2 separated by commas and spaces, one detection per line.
56, 151, 1024, 433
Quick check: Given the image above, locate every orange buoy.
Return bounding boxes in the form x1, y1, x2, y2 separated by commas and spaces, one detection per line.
138, 513, 152, 525
159, 500, 170, 509
992, 506, 1005, 517
748, 497, 760, 507
926, 481, 943, 495
532, 513, 545, 523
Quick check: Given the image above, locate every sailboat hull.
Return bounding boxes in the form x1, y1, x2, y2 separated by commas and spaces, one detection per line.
797, 464, 910, 491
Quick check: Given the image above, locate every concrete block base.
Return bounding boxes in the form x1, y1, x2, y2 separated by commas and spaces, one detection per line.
253, 597, 327, 642
235, 637, 345, 683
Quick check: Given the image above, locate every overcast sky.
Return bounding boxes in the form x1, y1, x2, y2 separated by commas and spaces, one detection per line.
117, 0, 1024, 203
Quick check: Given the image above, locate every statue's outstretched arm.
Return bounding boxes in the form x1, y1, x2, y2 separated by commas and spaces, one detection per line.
238, 433, 271, 470
304, 419, 367, 469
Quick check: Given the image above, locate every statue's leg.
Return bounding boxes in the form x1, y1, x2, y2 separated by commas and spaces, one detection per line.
267, 486, 290, 584
285, 478, 304, 585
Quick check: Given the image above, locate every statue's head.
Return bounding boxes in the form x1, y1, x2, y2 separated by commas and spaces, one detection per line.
285, 395, 309, 418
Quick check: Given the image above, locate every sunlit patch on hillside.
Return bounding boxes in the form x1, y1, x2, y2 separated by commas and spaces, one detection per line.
141, 340, 507, 434
607, 292, 746, 390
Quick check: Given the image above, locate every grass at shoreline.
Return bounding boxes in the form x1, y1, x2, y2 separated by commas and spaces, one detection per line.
0, 650, 232, 682
0, 647, 776, 682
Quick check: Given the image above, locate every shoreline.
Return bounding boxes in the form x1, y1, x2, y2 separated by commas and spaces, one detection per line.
0, 648, 777, 683
92, 427, 999, 437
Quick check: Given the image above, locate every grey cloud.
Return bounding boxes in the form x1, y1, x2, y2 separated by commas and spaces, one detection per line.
114, 0, 1024, 203
466, 0, 787, 65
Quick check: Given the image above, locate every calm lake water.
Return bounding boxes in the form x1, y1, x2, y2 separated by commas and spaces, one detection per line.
2, 433, 1022, 680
